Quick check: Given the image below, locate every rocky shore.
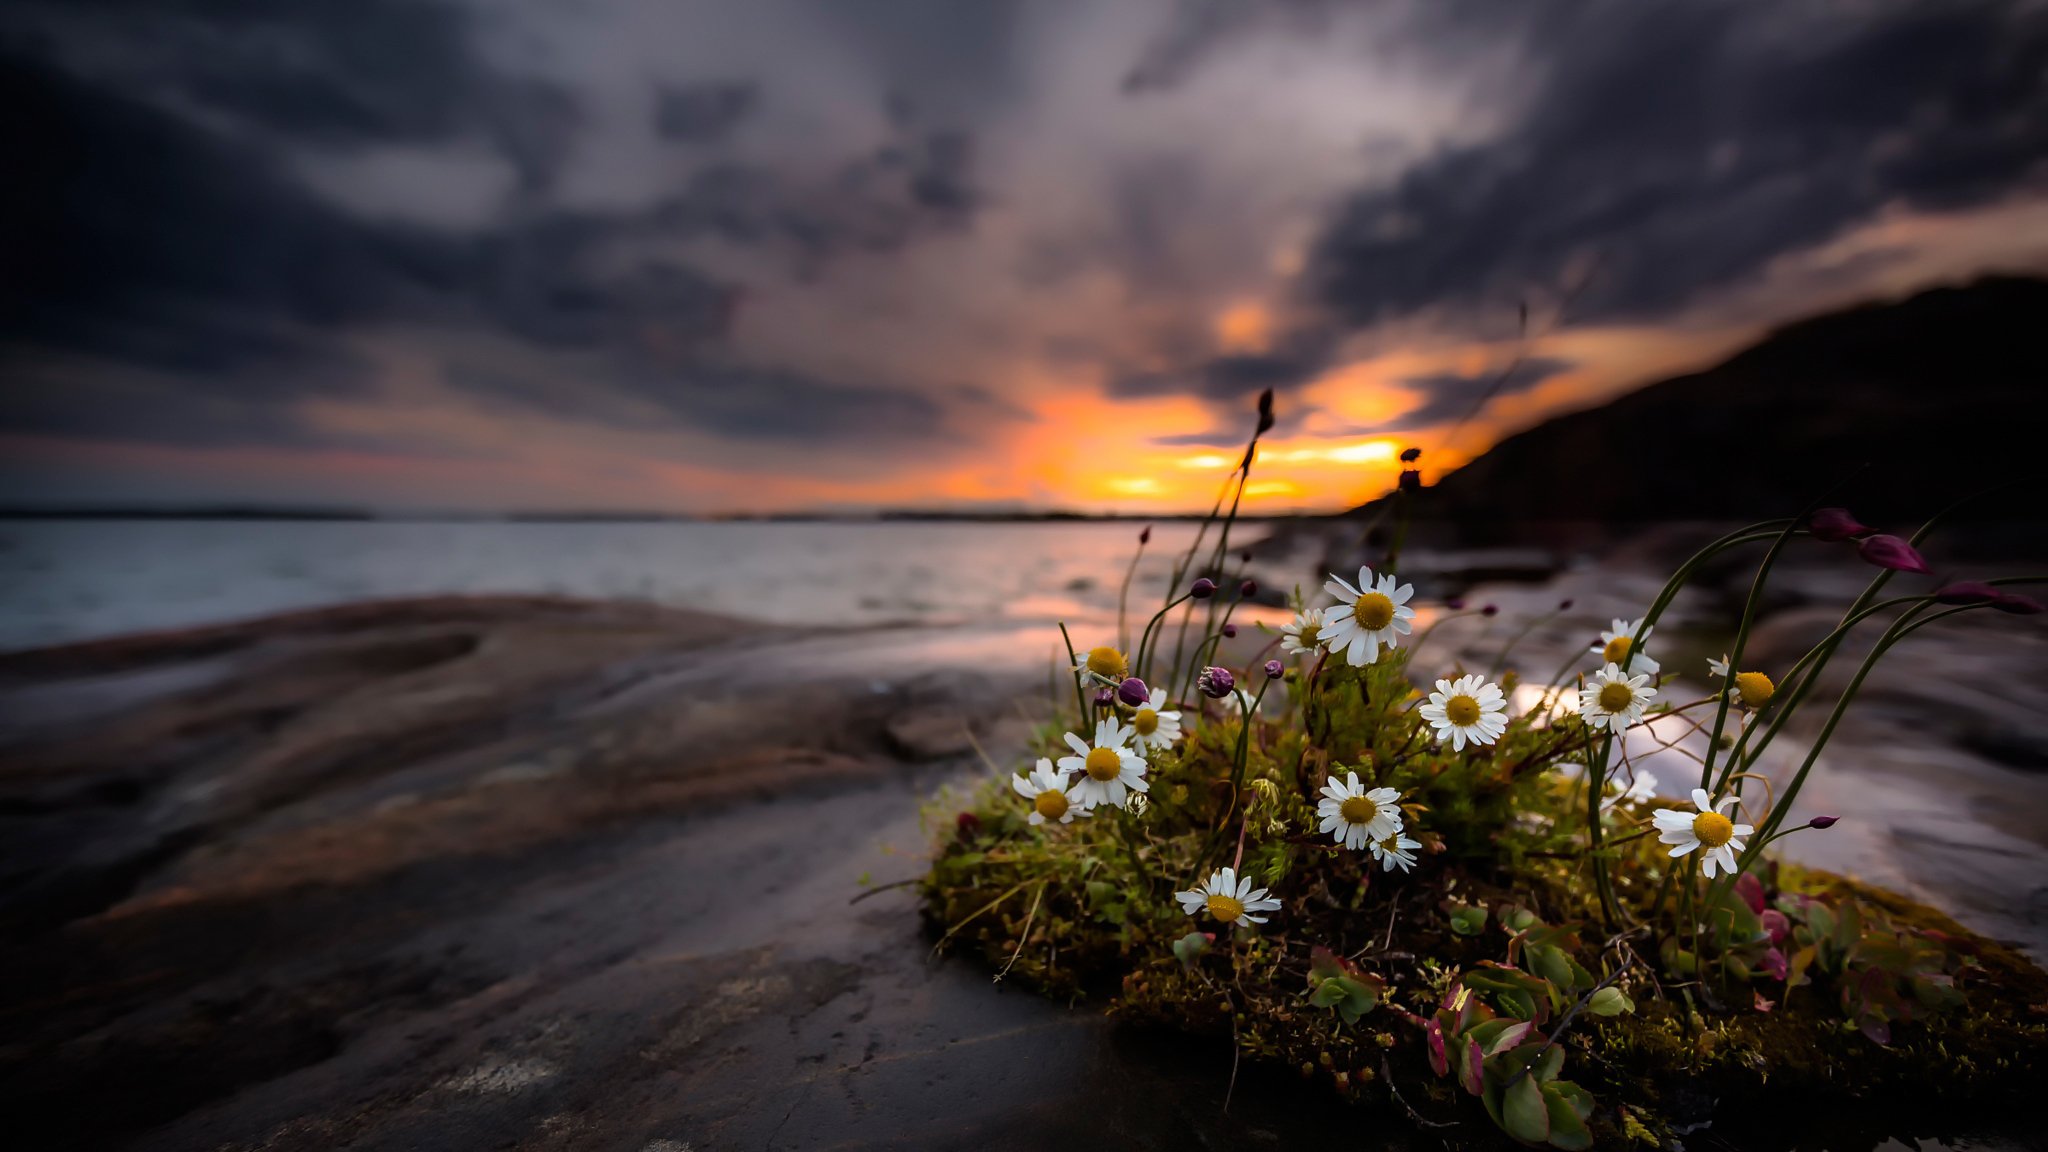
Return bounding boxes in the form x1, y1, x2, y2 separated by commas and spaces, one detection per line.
3, 588, 2040, 1151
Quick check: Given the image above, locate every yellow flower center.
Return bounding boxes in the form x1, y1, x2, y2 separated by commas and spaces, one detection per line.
1353, 592, 1395, 631
1297, 621, 1321, 648
1339, 796, 1379, 825
1735, 671, 1775, 709
1206, 893, 1246, 923
1084, 646, 1127, 679
1602, 636, 1633, 665
1133, 708, 1159, 736
1444, 694, 1481, 727
1692, 811, 1735, 847
1084, 747, 1123, 781
1598, 681, 1636, 713
1034, 789, 1069, 822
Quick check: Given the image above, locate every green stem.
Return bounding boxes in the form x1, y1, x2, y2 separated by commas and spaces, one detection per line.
1057, 622, 1090, 726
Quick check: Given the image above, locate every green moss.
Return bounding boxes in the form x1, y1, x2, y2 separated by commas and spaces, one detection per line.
920, 651, 2048, 1143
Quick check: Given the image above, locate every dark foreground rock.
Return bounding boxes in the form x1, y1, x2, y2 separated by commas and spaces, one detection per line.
0, 597, 1398, 1152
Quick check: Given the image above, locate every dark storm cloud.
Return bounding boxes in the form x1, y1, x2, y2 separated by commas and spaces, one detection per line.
0, 1, 987, 454
1376, 356, 1574, 433
1307, 0, 2048, 326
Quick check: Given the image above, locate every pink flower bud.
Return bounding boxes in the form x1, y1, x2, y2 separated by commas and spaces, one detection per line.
1807, 507, 1873, 542
1116, 677, 1150, 708
1735, 872, 1766, 914
1761, 908, 1790, 946
1264, 659, 1284, 680
1239, 579, 1258, 598
1935, 581, 2000, 605
1760, 947, 1788, 982
1221, 623, 1237, 638
1808, 815, 1839, 829
1994, 592, 2043, 615
1481, 604, 1499, 617
1190, 578, 1217, 599
1197, 666, 1236, 698
1139, 525, 1151, 545
1857, 534, 1930, 574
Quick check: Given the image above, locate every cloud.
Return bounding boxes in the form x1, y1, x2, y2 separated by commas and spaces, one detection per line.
1306, 0, 2048, 327
1377, 356, 1575, 432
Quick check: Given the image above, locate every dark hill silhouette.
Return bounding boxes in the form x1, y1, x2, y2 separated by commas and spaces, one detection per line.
1371, 276, 2048, 536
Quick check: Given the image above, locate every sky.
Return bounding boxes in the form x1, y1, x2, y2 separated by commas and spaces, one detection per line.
3, 0, 2045, 515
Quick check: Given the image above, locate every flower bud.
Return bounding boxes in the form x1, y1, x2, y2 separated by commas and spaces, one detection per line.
955, 811, 982, 840
1116, 676, 1151, 708
1445, 597, 1466, 610
1399, 446, 1422, 463
1935, 580, 2000, 605
1808, 815, 1839, 829
1481, 603, 1499, 617
1094, 687, 1115, 708
1239, 579, 1258, 598
1240, 550, 1252, 565
1264, 659, 1284, 680
1221, 622, 1238, 639
1558, 599, 1574, 611
1993, 592, 2043, 615
1139, 525, 1152, 545
1808, 507, 1873, 542
1197, 666, 1236, 698
1857, 534, 1931, 574
1190, 577, 1217, 599
1256, 387, 1275, 435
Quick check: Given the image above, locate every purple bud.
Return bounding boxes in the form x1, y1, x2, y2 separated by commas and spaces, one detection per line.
1190, 577, 1217, 599
1221, 622, 1238, 638
1760, 947, 1788, 982
1116, 676, 1150, 708
1139, 525, 1152, 545
1558, 599, 1574, 611
1197, 666, 1236, 699
1093, 687, 1115, 707
1256, 387, 1275, 435
1993, 592, 2043, 615
1239, 579, 1257, 598
1857, 534, 1931, 575
1808, 815, 1839, 830
1808, 507, 1874, 543
1264, 659, 1284, 680
1481, 604, 1499, 617
1760, 908, 1790, 946
1934, 581, 2000, 605
1445, 597, 1466, 611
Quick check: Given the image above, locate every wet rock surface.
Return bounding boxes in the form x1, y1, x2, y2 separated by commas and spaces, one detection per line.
0, 597, 1391, 1151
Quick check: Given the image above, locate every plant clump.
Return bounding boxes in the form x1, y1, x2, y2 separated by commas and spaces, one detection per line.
920, 392, 2048, 1146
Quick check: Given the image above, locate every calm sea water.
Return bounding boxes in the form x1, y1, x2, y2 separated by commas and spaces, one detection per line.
0, 519, 1248, 652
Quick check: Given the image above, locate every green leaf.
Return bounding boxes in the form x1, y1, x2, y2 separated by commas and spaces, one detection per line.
1531, 945, 1573, 989
1588, 986, 1634, 1016
1504, 1074, 1550, 1144
1542, 1083, 1594, 1150
1449, 903, 1490, 937
1171, 932, 1210, 969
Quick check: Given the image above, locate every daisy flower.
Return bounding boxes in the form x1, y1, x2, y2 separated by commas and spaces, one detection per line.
1316, 771, 1403, 850
1072, 645, 1128, 682
1578, 662, 1656, 734
1707, 654, 1730, 679
1602, 768, 1657, 811
1011, 758, 1087, 825
1054, 718, 1149, 810
1370, 830, 1422, 873
1417, 673, 1509, 750
1174, 866, 1283, 928
1733, 670, 1775, 710
1321, 566, 1416, 666
1127, 686, 1184, 753
1279, 608, 1327, 657
1593, 617, 1661, 677
1651, 788, 1754, 878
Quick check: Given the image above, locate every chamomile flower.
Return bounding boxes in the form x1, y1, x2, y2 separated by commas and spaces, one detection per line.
1417, 673, 1509, 750
1578, 662, 1656, 734
1593, 618, 1661, 677
1321, 566, 1416, 666
1370, 830, 1422, 873
1174, 866, 1283, 928
1602, 768, 1657, 811
1651, 788, 1754, 878
1279, 608, 1328, 657
1011, 758, 1087, 825
1072, 645, 1128, 682
1707, 654, 1730, 679
1316, 771, 1404, 850
1127, 686, 1184, 753
1707, 656, 1775, 708
1055, 718, 1149, 810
